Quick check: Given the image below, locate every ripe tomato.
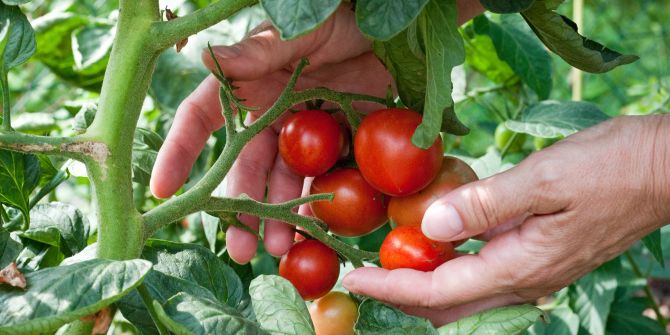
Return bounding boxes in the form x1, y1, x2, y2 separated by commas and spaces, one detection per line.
309, 291, 358, 335
279, 110, 345, 176
388, 157, 477, 228
379, 226, 455, 271
310, 169, 388, 237
354, 108, 443, 196
279, 239, 340, 300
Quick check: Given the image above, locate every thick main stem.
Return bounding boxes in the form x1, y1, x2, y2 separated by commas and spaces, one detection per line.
84, 0, 160, 260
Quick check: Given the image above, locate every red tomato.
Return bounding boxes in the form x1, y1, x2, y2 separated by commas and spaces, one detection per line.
309, 291, 358, 335
388, 157, 477, 228
279, 110, 345, 176
279, 239, 340, 300
354, 108, 443, 196
379, 226, 455, 271
310, 169, 388, 237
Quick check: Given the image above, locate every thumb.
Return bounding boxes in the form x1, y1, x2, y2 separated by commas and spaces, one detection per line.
421, 163, 564, 241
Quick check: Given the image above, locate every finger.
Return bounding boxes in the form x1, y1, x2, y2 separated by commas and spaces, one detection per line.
421, 159, 569, 242
343, 255, 507, 309
264, 155, 303, 256
202, 6, 371, 81
225, 116, 278, 264
150, 75, 223, 198
298, 177, 314, 217
398, 294, 526, 327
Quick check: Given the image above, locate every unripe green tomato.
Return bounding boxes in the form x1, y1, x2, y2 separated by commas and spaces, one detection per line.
494, 124, 526, 153
533, 136, 562, 150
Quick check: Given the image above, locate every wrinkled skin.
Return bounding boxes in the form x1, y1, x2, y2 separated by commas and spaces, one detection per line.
344, 116, 670, 325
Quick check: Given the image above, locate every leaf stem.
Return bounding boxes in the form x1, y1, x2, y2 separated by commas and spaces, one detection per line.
0, 132, 96, 160
151, 0, 258, 51
137, 284, 170, 335
1, 71, 10, 131
624, 251, 667, 328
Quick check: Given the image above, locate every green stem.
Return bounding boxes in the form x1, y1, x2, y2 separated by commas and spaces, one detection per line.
1, 71, 10, 131
151, 0, 258, 51
205, 196, 377, 266
84, 1, 160, 261
0, 132, 90, 159
137, 284, 169, 335
624, 251, 667, 328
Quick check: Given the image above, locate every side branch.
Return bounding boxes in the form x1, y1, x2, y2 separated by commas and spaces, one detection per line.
143, 193, 378, 266
0, 131, 104, 161
151, 0, 258, 51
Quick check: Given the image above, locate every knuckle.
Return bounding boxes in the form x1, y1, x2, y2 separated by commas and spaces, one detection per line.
466, 185, 501, 231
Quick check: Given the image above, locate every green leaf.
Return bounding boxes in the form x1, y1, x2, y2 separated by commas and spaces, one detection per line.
249, 275, 314, 335
71, 22, 114, 75
412, 0, 468, 148
356, 299, 438, 335
1, 1, 33, 5
132, 128, 163, 186
642, 229, 664, 268
473, 15, 552, 99
154, 293, 268, 335
0, 259, 152, 335
31, 12, 104, 90
372, 28, 426, 112
605, 299, 666, 335
568, 259, 620, 335
72, 102, 97, 132
0, 4, 36, 71
505, 100, 609, 138
201, 212, 220, 253
356, 0, 429, 41
118, 270, 223, 335
0, 150, 40, 225
438, 305, 543, 335
526, 306, 579, 335
521, 1, 638, 73
143, 239, 244, 308
19, 203, 89, 257
14, 240, 61, 271
13, 112, 58, 133
260, 0, 340, 40
0, 230, 22, 267
479, 0, 535, 13
462, 25, 518, 84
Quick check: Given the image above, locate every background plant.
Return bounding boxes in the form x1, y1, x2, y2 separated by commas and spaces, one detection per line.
0, 0, 668, 334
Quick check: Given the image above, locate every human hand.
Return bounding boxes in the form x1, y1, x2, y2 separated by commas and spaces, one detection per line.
150, 1, 486, 264
343, 115, 670, 325
150, 5, 392, 263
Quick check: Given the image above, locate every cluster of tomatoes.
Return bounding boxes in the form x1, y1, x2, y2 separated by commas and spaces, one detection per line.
275, 108, 477, 334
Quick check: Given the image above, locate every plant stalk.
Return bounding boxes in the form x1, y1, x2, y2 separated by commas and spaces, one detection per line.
624, 251, 667, 328
84, 0, 160, 261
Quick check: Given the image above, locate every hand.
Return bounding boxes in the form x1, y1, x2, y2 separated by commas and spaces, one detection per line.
343, 115, 670, 326
150, 1, 486, 264
150, 5, 392, 263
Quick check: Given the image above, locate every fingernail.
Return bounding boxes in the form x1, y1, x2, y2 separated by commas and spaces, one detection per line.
211, 45, 241, 59
422, 203, 463, 240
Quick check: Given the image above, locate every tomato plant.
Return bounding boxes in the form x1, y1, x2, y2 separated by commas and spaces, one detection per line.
279, 239, 340, 301
309, 291, 358, 335
0, 0, 663, 334
354, 108, 443, 196
310, 168, 388, 237
279, 110, 345, 176
380, 226, 456, 272
388, 156, 478, 228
